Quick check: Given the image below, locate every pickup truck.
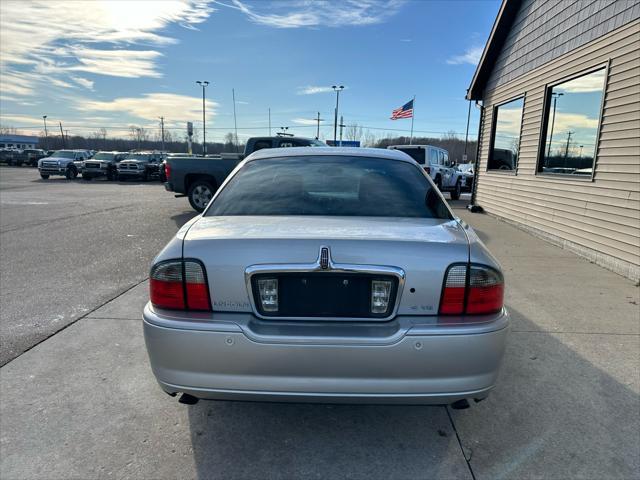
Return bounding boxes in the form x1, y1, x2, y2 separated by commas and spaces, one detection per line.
165, 136, 325, 211
387, 144, 462, 200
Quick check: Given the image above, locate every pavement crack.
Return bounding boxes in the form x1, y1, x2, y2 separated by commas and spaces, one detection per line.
445, 406, 477, 480
0, 278, 148, 368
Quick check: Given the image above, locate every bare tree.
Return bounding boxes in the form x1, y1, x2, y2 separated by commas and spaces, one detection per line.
0, 126, 18, 135
345, 123, 363, 142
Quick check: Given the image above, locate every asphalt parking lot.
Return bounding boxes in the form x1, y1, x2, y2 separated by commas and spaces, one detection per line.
0, 167, 196, 365
1, 167, 638, 479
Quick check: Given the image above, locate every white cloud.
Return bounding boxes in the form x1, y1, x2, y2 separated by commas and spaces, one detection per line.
228, 0, 405, 28
446, 45, 484, 65
0, 0, 214, 96
297, 86, 342, 95
77, 93, 218, 123
70, 76, 94, 90
552, 112, 599, 132
557, 70, 606, 93
291, 118, 319, 125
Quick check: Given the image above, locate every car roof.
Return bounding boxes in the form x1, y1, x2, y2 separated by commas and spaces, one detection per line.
388, 144, 442, 150
246, 147, 414, 163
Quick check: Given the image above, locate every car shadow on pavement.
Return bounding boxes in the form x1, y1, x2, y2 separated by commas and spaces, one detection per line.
185, 306, 639, 480
187, 401, 469, 480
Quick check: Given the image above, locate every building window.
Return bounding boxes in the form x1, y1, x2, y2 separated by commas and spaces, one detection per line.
488, 97, 524, 171
538, 67, 606, 177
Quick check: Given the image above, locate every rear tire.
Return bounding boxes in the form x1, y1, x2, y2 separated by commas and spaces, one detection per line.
40, 174, 49, 180
450, 180, 461, 200
188, 179, 216, 212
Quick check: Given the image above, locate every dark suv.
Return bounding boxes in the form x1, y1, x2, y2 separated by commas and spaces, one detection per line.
117, 152, 165, 181
82, 151, 127, 180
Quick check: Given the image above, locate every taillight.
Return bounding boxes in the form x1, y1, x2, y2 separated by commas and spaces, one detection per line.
164, 162, 170, 181
150, 259, 211, 311
466, 266, 504, 314
440, 265, 466, 315
439, 264, 504, 318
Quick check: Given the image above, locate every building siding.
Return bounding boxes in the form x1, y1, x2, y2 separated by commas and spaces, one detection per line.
485, 0, 640, 93
475, 19, 640, 280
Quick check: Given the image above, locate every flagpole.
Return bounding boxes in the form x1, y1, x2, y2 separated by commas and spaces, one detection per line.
409, 95, 415, 145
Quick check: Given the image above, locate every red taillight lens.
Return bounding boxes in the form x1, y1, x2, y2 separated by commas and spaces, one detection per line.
150, 261, 185, 310
164, 162, 170, 181
150, 259, 211, 311
439, 264, 504, 318
466, 266, 504, 314
439, 265, 466, 314
184, 261, 211, 311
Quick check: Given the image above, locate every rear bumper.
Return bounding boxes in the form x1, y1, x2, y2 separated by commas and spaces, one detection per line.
143, 304, 509, 404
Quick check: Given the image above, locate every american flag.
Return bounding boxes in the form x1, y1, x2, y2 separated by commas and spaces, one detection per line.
390, 99, 414, 120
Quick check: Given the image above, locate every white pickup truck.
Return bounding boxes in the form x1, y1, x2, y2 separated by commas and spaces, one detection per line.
387, 145, 462, 200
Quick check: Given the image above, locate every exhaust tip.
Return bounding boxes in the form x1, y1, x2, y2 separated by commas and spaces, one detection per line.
178, 393, 199, 405
450, 399, 470, 410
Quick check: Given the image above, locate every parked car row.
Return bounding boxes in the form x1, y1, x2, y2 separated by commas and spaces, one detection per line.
37, 150, 167, 181
0, 148, 48, 167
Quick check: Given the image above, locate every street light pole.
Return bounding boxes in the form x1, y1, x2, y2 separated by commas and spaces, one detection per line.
159, 116, 165, 151
332, 85, 344, 143
196, 80, 209, 156
42, 115, 48, 150
547, 92, 564, 158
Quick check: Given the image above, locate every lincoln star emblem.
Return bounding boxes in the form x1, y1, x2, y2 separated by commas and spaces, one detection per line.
320, 247, 330, 270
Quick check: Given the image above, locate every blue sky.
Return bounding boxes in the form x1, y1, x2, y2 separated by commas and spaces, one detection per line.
0, 0, 500, 143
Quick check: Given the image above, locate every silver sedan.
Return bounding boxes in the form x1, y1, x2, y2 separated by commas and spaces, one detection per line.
143, 147, 509, 406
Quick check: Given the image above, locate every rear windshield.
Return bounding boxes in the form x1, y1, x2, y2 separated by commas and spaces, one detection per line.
395, 148, 425, 164
206, 156, 451, 219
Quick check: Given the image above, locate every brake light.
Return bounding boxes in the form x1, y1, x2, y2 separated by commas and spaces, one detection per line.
439, 265, 466, 314
467, 266, 504, 314
150, 259, 211, 311
164, 162, 170, 181
439, 264, 504, 318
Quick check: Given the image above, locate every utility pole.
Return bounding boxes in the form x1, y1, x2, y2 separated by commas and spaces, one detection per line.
547, 92, 564, 158
42, 115, 49, 150
564, 131, 574, 160
159, 117, 165, 151
463, 98, 471, 161
65, 130, 70, 148
232, 88, 239, 153
579, 145, 584, 157
339, 116, 345, 147
268, 108, 271, 136
59, 122, 65, 148
332, 85, 344, 143
314, 112, 324, 140
196, 80, 209, 156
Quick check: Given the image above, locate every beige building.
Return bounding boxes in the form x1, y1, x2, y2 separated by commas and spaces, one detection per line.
467, 0, 640, 281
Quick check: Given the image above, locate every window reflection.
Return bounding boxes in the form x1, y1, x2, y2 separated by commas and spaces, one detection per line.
539, 68, 606, 176
489, 97, 524, 171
